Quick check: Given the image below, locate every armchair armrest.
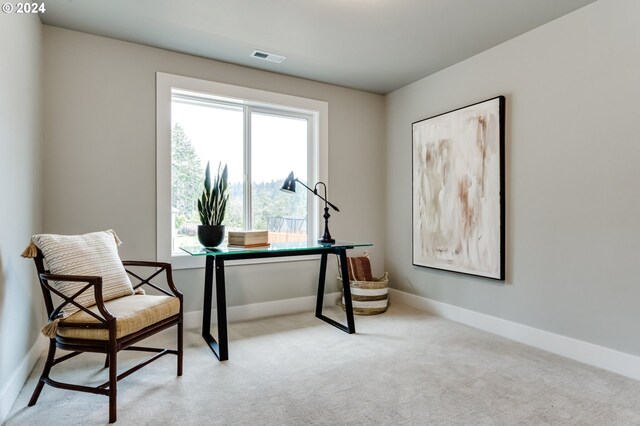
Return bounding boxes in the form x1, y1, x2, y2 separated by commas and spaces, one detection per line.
38, 273, 115, 324
121, 261, 183, 299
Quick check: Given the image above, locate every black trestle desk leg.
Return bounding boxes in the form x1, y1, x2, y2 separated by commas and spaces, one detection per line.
202, 256, 214, 343
315, 250, 356, 334
315, 253, 328, 318
215, 258, 229, 361
202, 256, 228, 361
338, 248, 356, 333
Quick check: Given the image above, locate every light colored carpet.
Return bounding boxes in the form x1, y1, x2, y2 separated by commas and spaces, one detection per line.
5, 303, 640, 425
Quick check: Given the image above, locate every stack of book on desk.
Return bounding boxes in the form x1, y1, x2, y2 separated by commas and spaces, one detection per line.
227, 230, 269, 247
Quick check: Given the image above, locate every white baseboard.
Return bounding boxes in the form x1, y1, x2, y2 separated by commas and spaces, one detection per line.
390, 289, 640, 381
184, 291, 341, 329
0, 335, 48, 424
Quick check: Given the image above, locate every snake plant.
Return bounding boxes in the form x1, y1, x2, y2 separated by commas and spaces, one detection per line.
197, 162, 229, 225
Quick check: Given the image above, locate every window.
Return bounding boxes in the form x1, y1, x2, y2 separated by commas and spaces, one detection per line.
156, 73, 328, 268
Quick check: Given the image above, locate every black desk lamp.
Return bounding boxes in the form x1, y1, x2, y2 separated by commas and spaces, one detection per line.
280, 171, 339, 244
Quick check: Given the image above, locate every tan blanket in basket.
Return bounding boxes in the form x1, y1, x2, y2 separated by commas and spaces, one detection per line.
347, 256, 374, 281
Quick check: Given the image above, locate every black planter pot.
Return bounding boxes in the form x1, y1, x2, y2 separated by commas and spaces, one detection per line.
197, 225, 226, 248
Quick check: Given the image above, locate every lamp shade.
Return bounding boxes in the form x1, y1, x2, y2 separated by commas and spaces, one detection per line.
280, 171, 297, 193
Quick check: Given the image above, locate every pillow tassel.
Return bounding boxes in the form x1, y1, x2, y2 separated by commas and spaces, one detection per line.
41, 318, 61, 338
134, 288, 146, 295
21, 241, 38, 258
107, 229, 123, 246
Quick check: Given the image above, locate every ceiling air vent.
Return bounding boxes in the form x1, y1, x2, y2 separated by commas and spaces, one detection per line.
250, 50, 286, 64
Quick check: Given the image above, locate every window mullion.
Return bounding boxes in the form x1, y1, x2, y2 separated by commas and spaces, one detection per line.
306, 117, 316, 240
243, 106, 252, 230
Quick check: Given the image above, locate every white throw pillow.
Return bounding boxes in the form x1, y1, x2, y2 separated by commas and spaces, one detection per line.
31, 230, 134, 317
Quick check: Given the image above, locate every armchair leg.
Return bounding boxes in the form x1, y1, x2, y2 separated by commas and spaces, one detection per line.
28, 339, 56, 407
108, 349, 117, 423
177, 322, 183, 377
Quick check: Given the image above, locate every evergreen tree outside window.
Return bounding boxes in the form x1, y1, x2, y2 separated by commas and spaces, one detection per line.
171, 124, 203, 232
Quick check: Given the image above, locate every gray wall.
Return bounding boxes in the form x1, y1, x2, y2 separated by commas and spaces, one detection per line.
42, 26, 386, 313
386, 0, 640, 356
0, 12, 43, 417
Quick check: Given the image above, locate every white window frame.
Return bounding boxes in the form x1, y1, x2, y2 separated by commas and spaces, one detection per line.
156, 72, 329, 269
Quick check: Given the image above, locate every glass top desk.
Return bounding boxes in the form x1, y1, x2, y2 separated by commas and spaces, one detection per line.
182, 240, 372, 361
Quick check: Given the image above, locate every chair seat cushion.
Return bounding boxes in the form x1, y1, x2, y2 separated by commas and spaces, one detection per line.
57, 294, 180, 340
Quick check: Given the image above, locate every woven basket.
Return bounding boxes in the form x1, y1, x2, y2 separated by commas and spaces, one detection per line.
338, 272, 389, 315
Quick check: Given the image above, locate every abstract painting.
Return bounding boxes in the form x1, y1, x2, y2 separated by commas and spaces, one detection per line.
412, 96, 505, 280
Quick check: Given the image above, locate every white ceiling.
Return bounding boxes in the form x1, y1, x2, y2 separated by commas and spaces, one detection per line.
40, 0, 596, 94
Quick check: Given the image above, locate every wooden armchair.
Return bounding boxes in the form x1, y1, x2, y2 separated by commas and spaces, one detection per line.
22, 230, 183, 423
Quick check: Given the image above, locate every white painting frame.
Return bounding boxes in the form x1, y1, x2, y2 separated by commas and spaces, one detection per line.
412, 96, 505, 280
